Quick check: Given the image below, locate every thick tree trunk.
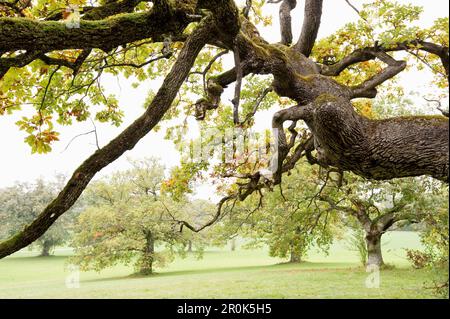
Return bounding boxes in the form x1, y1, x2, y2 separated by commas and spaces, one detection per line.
230, 238, 236, 251
139, 232, 155, 276
289, 247, 302, 263
209, 22, 449, 183
39, 241, 52, 257
365, 232, 384, 268
187, 240, 193, 253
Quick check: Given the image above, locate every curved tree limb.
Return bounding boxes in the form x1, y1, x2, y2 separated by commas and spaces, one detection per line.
320, 40, 449, 80
293, 0, 323, 56
194, 64, 253, 120
351, 50, 407, 98
0, 17, 213, 259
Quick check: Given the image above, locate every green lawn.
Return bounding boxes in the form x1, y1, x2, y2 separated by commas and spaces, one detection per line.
0, 231, 442, 299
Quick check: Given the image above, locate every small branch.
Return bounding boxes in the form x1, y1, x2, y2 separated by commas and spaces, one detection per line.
61, 130, 97, 154
229, 190, 264, 236
0, 50, 42, 79
424, 97, 449, 117
194, 66, 245, 121
308, 168, 343, 208
344, 0, 369, 23
407, 49, 447, 78
321, 40, 449, 81
39, 65, 61, 112
99, 46, 173, 70
242, 87, 273, 125
243, 0, 252, 18
317, 194, 360, 217
90, 118, 101, 150
351, 50, 406, 98
232, 42, 243, 125
190, 50, 228, 93
177, 195, 238, 233
0, 48, 92, 80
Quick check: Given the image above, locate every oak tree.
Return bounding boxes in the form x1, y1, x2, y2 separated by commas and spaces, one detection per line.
0, 0, 448, 258
71, 157, 212, 274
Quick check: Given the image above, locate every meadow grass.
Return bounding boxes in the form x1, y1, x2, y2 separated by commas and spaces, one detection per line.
0, 231, 441, 299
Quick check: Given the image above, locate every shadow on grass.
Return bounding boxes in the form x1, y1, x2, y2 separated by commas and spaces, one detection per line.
1, 255, 68, 263
81, 260, 359, 284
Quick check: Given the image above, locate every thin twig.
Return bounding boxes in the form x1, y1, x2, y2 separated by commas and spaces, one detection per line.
408, 50, 447, 78
99, 51, 172, 70
242, 87, 273, 125
190, 50, 228, 93
424, 97, 449, 117
89, 118, 100, 150
61, 130, 96, 153
39, 65, 61, 112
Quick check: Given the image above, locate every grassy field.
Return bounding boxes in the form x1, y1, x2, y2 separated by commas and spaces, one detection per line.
0, 231, 442, 299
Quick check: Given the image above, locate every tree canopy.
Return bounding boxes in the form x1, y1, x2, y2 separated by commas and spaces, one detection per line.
0, 0, 448, 258
0, 176, 81, 256
71, 158, 213, 274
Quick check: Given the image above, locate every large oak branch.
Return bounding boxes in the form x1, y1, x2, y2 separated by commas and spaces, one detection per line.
275, 95, 449, 182
0, 9, 190, 53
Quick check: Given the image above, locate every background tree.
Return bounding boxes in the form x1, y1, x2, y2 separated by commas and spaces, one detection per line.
71, 158, 213, 275
0, 176, 80, 256
0, 0, 448, 257
213, 161, 338, 263
318, 175, 447, 268
406, 183, 449, 296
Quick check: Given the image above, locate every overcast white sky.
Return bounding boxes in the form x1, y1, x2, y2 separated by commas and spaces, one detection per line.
0, 0, 448, 200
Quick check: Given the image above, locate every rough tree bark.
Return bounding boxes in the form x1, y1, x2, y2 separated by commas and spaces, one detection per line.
273, 96, 448, 181
0, 0, 448, 258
